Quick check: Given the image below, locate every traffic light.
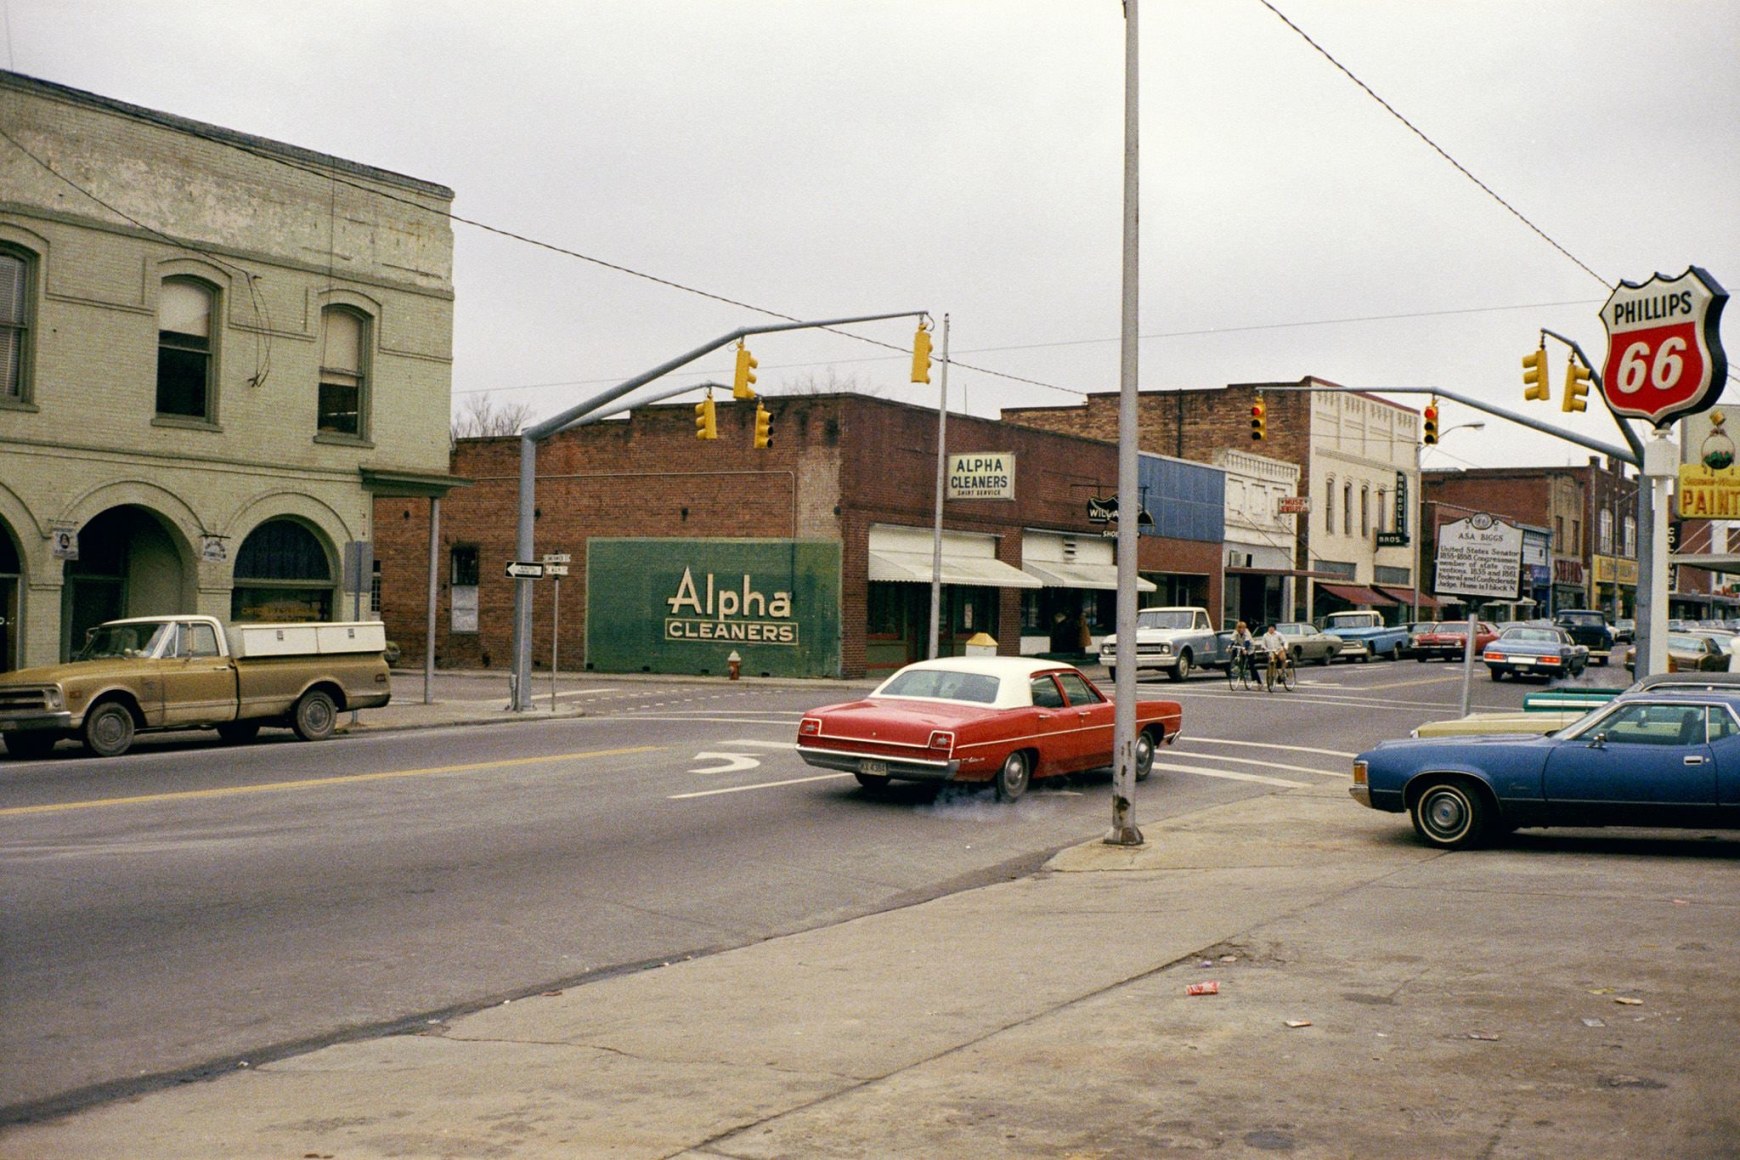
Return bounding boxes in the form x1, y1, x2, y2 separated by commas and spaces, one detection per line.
911, 321, 932, 384
1422, 400, 1439, 445
753, 402, 773, 449
1561, 357, 1591, 413
1250, 398, 1265, 441
1522, 346, 1549, 401
694, 395, 717, 440
732, 341, 758, 399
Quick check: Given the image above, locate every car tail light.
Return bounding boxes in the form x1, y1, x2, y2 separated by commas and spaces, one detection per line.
1485, 652, 1505, 663
928, 730, 954, 750
1539, 655, 1562, 666
1352, 760, 1367, 785
799, 718, 820, 736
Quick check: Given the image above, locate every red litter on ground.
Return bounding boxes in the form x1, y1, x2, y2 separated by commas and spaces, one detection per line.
1186, 981, 1220, 996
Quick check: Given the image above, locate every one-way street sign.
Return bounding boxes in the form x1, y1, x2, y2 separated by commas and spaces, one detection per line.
505, 561, 545, 579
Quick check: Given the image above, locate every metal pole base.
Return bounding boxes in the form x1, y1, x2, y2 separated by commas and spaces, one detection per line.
1103, 824, 1145, 847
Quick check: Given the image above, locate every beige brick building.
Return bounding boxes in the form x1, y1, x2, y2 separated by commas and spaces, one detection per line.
0, 71, 459, 667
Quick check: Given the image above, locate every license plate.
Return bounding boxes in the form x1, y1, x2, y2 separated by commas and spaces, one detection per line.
1512, 658, 1534, 667
859, 759, 888, 776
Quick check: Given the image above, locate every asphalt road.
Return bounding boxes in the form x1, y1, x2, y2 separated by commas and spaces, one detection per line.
0, 657, 1606, 1121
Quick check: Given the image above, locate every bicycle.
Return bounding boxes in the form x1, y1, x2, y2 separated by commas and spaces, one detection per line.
1265, 649, 1297, 693
1226, 647, 1254, 691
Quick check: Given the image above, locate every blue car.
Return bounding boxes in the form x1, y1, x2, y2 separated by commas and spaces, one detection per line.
1352, 687, 1740, 849
1481, 624, 1587, 681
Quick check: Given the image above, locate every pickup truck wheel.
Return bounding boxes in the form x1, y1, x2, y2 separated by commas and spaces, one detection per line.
216, 722, 262, 745
291, 689, 338, 742
82, 701, 135, 758
1168, 653, 1191, 682
3, 732, 57, 759
994, 750, 1030, 801
1134, 731, 1155, 782
1388, 642, 1403, 661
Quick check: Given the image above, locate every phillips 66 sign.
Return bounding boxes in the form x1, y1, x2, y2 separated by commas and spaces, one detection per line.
1600, 266, 1728, 427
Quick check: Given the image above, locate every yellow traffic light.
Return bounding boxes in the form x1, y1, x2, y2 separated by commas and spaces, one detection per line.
1562, 357, 1591, 413
694, 395, 717, 440
1522, 346, 1549, 401
1423, 401, 1439, 445
1249, 398, 1266, 441
753, 402, 773, 449
733, 342, 758, 399
911, 321, 933, 384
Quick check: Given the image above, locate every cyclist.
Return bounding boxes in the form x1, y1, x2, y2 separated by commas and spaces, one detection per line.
1260, 623, 1288, 691
1228, 620, 1255, 685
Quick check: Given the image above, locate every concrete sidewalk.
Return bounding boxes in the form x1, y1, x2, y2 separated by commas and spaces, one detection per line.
5, 758, 1735, 1159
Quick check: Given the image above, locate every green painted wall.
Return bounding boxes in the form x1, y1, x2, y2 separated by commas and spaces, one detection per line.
586, 539, 842, 677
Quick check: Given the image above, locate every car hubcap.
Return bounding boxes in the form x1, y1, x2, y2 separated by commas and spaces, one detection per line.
1424, 791, 1468, 838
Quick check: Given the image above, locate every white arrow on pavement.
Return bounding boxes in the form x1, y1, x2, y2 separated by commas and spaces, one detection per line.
689, 752, 763, 775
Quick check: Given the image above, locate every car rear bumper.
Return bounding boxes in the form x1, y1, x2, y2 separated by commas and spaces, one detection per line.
796, 744, 960, 782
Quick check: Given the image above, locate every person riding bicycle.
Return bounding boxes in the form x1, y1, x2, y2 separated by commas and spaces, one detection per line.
1229, 620, 1255, 678
1260, 623, 1288, 691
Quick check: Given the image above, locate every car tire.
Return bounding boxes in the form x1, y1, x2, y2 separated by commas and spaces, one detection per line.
1389, 643, 1403, 661
1410, 779, 1490, 850
1490, 668, 1504, 681
82, 700, 136, 758
291, 689, 338, 742
853, 772, 891, 791
1134, 730, 1155, 782
3, 732, 57, 759
1318, 652, 1332, 666
216, 721, 261, 745
1105, 666, 1116, 683
995, 750, 1031, 801
1169, 653, 1191, 682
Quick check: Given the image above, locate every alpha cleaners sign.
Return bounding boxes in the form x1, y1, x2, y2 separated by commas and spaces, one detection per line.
665, 567, 797, 644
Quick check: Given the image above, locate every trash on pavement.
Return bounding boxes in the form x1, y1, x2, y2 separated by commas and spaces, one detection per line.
1467, 1031, 1500, 1041
1284, 1020, 1312, 1028
1582, 1018, 1606, 1028
1186, 981, 1220, 996
1614, 996, 1644, 1006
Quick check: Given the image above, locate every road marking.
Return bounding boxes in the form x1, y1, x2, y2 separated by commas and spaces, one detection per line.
1148, 761, 1306, 788
0, 745, 662, 818
1185, 737, 1357, 759
670, 772, 853, 799
689, 752, 763, 775
1179, 751, 1350, 779
720, 739, 799, 749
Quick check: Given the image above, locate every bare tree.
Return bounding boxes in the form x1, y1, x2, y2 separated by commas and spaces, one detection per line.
451, 395, 535, 441
782, 367, 880, 398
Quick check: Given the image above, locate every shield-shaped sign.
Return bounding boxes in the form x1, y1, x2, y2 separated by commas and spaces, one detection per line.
1599, 266, 1728, 427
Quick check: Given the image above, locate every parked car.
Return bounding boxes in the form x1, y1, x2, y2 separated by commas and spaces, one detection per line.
1613, 618, 1636, 645
1272, 621, 1342, 665
1401, 621, 1438, 658
796, 656, 1182, 801
1552, 609, 1615, 665
1320, 610, 1411, 663
1481, 625, 1587, 681
1413, 621, 1499, 662
1620, 633, 1730, 673
1352, 684, 1740, 849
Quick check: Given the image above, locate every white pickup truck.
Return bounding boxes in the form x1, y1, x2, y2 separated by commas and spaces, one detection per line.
1097, 606, 1228, 682
0, 615, 391, 758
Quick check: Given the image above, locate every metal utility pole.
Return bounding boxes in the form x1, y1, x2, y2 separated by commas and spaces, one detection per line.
508, 311, 924, 709
1107, 0, 1142, 847
927, 315, 951, 660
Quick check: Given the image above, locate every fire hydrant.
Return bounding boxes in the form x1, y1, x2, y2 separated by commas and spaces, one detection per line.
727, 650, 742, 681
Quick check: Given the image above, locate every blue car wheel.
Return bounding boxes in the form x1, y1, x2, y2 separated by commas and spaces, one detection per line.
1410, 779, 1489, 850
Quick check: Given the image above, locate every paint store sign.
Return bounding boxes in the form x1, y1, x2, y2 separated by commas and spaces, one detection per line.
664, 566, 798, 645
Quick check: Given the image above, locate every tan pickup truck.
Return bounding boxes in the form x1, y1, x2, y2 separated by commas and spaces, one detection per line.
0, 615, 391, 758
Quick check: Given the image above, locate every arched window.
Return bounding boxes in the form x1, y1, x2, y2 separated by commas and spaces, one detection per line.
157, 279, 216, 420
231, 519, 333, 621
1598, 509, 1614, 555
1360, 486, 1370, 537
0, 247, 33, 403
1325, 477, 1335, 534
1343, 483, 1353, 537
318, 306, 370, 437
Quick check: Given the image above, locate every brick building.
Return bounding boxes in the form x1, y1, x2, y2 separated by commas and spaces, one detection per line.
1004, 378, 1425, 624
374, 393, 1225, 679
0, 70, 459, 667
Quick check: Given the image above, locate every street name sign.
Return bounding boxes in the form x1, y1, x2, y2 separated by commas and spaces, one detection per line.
1434, 514, 1523, 599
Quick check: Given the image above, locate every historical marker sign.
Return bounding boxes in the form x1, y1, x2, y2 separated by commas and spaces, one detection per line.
1434, 514, 1524, 600
1600, 266, 1728, 427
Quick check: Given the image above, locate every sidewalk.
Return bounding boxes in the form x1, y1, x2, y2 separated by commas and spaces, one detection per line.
4, 709, 1735, 1157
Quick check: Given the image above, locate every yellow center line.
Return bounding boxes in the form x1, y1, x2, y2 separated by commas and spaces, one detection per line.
0, 745, 662, 818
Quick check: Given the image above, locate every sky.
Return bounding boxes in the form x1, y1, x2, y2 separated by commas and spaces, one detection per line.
4, 0, 1735, 472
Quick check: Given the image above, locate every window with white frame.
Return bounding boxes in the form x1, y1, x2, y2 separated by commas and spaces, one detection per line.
0, 248, 32, 403
318, 306, 369, 437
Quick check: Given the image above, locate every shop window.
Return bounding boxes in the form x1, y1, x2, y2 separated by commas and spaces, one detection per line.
0, 247, 33, 404
157, 278, 216, 421
318, 306, 369, 438
231, 518, 333, 621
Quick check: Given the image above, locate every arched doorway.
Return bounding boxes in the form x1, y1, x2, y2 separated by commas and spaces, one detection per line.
61, 506, 189, 660
231, 518, 335, 621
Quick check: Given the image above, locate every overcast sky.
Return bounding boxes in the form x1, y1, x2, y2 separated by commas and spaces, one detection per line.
5, 1, 1735, 471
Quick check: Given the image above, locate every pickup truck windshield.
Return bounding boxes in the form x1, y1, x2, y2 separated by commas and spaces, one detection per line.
1326, 614, 1376, 627
1137, 610, 1196, 630
77, 622, 172, 660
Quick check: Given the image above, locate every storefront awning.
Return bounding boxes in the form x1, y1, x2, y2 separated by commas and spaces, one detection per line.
1021, 561, 1156, 592
1317, 582, 1397, 606
868, 549, 1043, 589
1376, 586, 1441, 610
